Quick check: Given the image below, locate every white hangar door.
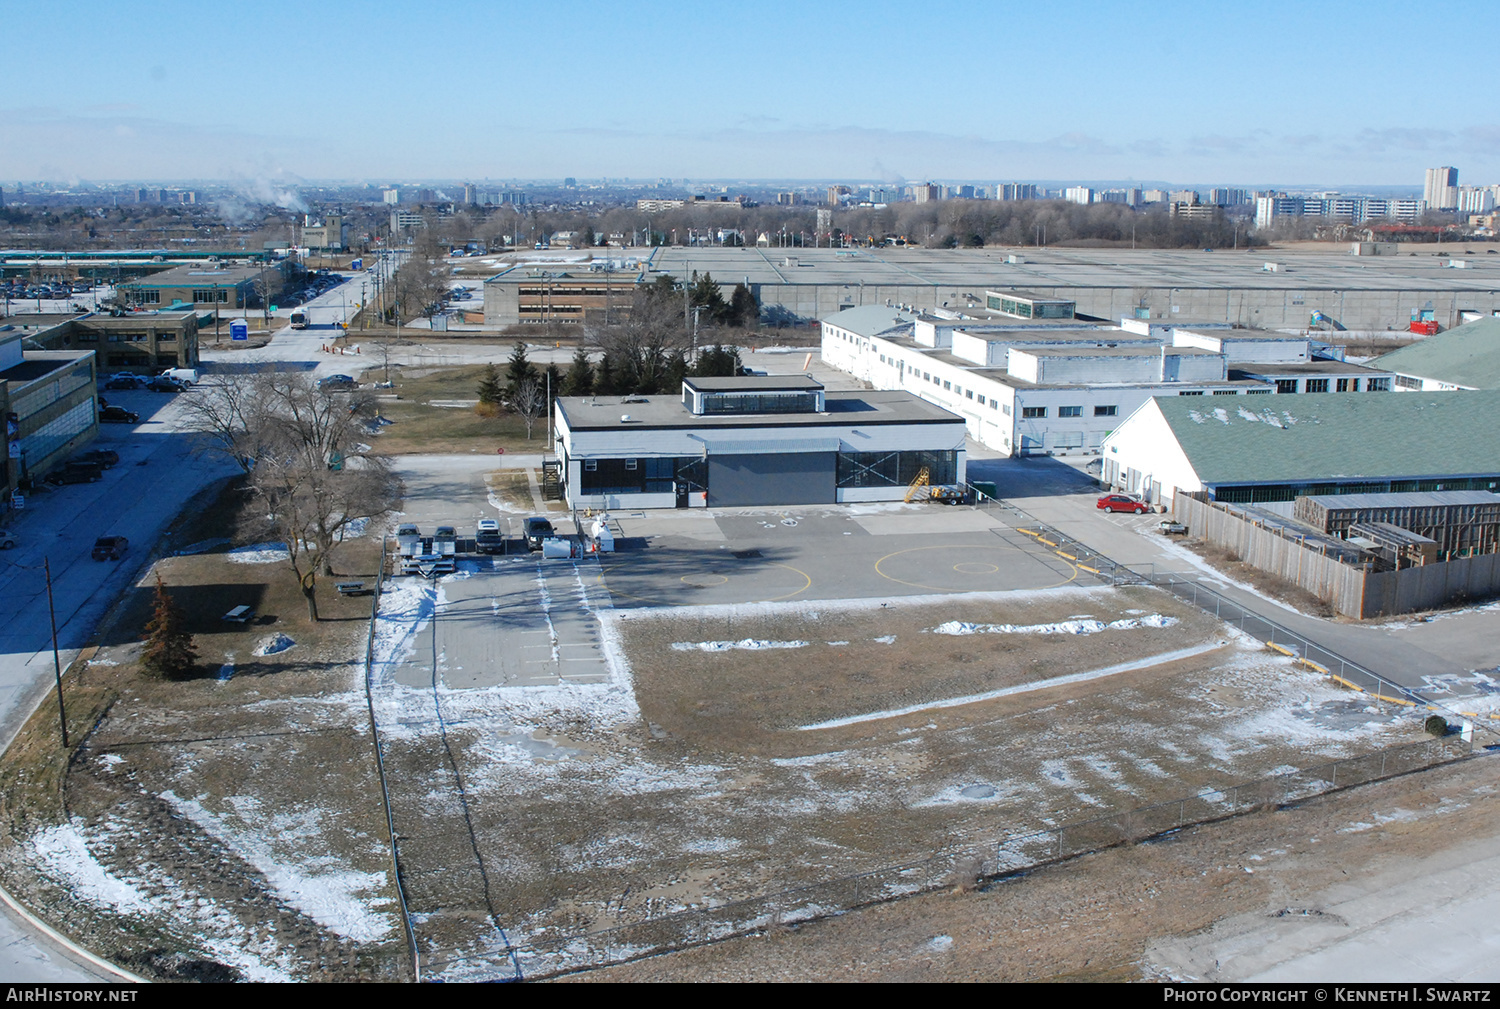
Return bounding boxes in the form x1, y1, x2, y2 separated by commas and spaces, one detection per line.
703, 440, 838, 508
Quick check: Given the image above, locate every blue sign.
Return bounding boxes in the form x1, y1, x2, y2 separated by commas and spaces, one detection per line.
230, 320, 249, 341
350, 258, 363, 271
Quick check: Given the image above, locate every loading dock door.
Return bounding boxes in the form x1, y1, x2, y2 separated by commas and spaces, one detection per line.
706, 451, 837, 507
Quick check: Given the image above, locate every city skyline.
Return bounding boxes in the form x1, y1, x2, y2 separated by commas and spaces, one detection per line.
5, 0, 1500, 188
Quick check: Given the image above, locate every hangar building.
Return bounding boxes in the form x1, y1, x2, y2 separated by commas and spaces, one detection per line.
1100, 390, 1500, 508
554, 375, 967, 510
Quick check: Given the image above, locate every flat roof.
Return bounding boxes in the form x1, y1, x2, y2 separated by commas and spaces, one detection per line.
558, 389, 962, 432
1016, 346, 1222, 358
1229, 360, 1391, 377
124, 263, 272, 287
682, 375, 822, 392
589, 246, 1500, 295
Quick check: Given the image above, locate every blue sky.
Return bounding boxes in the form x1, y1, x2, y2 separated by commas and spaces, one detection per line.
4, 0, 1497, 189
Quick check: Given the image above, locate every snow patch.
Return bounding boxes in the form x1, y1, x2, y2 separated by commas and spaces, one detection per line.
160, 791, 393, 943
227, 542, 291, 564
29, 820, 153, 916
931, 614, 1177, 636
671, 639, 810, 652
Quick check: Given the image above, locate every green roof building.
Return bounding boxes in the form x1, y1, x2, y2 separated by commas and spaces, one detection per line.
1373, 316, 1500, 392
1102, 390, 1500, 506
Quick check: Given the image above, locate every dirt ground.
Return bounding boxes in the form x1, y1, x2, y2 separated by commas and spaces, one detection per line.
0, 479, 407, 982
367, 578, 1425, 979
562, 751, 1497, 982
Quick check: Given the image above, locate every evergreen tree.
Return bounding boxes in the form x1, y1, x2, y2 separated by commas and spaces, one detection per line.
141, 575, 197, 681
664, 349, 689, 391
594, 351, 617, 396
690, 272, 729, 324
563, 345, 594, 396
729, 283, 759, 328
505, 341, 537, 399
476, 363, 503, 405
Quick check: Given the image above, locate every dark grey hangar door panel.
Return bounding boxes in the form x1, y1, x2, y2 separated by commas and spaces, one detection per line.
706, 452, 836, 507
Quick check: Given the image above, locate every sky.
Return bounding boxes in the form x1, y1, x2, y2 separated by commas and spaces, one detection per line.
4, 0, 1498, 190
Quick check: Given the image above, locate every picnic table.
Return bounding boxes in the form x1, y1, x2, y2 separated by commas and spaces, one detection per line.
223, 605, 255, 623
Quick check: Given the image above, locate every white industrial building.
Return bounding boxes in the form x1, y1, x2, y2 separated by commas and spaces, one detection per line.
553, 376, 967, 510
819, 301, 1393, 458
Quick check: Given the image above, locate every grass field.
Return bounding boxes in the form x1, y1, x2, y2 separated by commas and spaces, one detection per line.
359, 364, 556, 455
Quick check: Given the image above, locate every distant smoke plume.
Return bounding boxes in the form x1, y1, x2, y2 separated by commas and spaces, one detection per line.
215, 172, 309, 225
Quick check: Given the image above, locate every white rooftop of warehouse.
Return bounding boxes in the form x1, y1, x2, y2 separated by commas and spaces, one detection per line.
641, 245, 1500, 292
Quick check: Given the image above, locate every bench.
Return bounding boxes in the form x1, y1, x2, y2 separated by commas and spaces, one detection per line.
336, 581, 370, 597
222, 605, 255, 623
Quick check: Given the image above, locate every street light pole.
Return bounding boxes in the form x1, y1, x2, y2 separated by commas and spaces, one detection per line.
43, 558, 68, 748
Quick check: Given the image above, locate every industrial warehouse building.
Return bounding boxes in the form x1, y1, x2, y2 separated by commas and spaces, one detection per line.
487, 246, 1500, 330
1100, 390, 1500, 508
819, 304, 1393, 458
554, 375, 967, 510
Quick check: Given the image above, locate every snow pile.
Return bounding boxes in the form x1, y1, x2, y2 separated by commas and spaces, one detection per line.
671, 639, 810, 652
253, 634, 296, 656
161, 791, 394, 943
228, 542, 291, 564
931, 614, 1178, 636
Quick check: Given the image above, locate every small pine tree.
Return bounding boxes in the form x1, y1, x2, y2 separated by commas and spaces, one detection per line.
141, 575, 197, 680
476, 363, 503, 406
563, 345, 594, 396
505, 341, 537, 399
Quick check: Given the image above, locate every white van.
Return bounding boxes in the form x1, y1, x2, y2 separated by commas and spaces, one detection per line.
160, 368, 200, 386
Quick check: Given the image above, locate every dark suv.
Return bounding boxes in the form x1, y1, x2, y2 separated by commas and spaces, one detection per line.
523, 517, 554, 551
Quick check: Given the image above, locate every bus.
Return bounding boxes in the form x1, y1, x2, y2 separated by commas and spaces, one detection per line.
290, 311, 308, 329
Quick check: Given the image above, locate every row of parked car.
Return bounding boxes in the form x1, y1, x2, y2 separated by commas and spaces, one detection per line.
3, 280, 97, 301
45, 447, 120, 485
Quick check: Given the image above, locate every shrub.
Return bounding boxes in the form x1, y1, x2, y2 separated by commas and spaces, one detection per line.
1424, 714, 1449, 737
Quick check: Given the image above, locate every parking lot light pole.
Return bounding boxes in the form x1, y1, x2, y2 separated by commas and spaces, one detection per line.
43, 558, 68, 748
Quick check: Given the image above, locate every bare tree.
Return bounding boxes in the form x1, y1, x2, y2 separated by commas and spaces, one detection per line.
513, 376, 546, 441
187, 369, 402, 620
179, 367, 277, 474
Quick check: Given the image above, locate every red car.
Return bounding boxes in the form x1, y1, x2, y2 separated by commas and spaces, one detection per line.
1097, 493, 1149, 514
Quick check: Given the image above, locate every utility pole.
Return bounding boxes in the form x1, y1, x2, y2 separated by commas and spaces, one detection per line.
44, 558, 67, 748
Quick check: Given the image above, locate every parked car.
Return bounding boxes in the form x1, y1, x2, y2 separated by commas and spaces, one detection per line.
1097, 493, 1149, 514
434, 525, 457, 541
397, 524, 419, 538
160, 367, 200, 385
99, 406, 139, 424
148, 375, 186, 393
0, 529, 16, 549
475, 519, 503, 554
72, 449, 119, 468
47, 466, 100, 485
1159, 519, 1189, 535
91, 536, 128, 560
316, 374, 356, 391
104, 376, 143, 391
523, 517, 554, 551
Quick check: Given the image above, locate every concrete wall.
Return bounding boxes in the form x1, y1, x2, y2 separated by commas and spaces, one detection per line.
1173, 493, 1500, 619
